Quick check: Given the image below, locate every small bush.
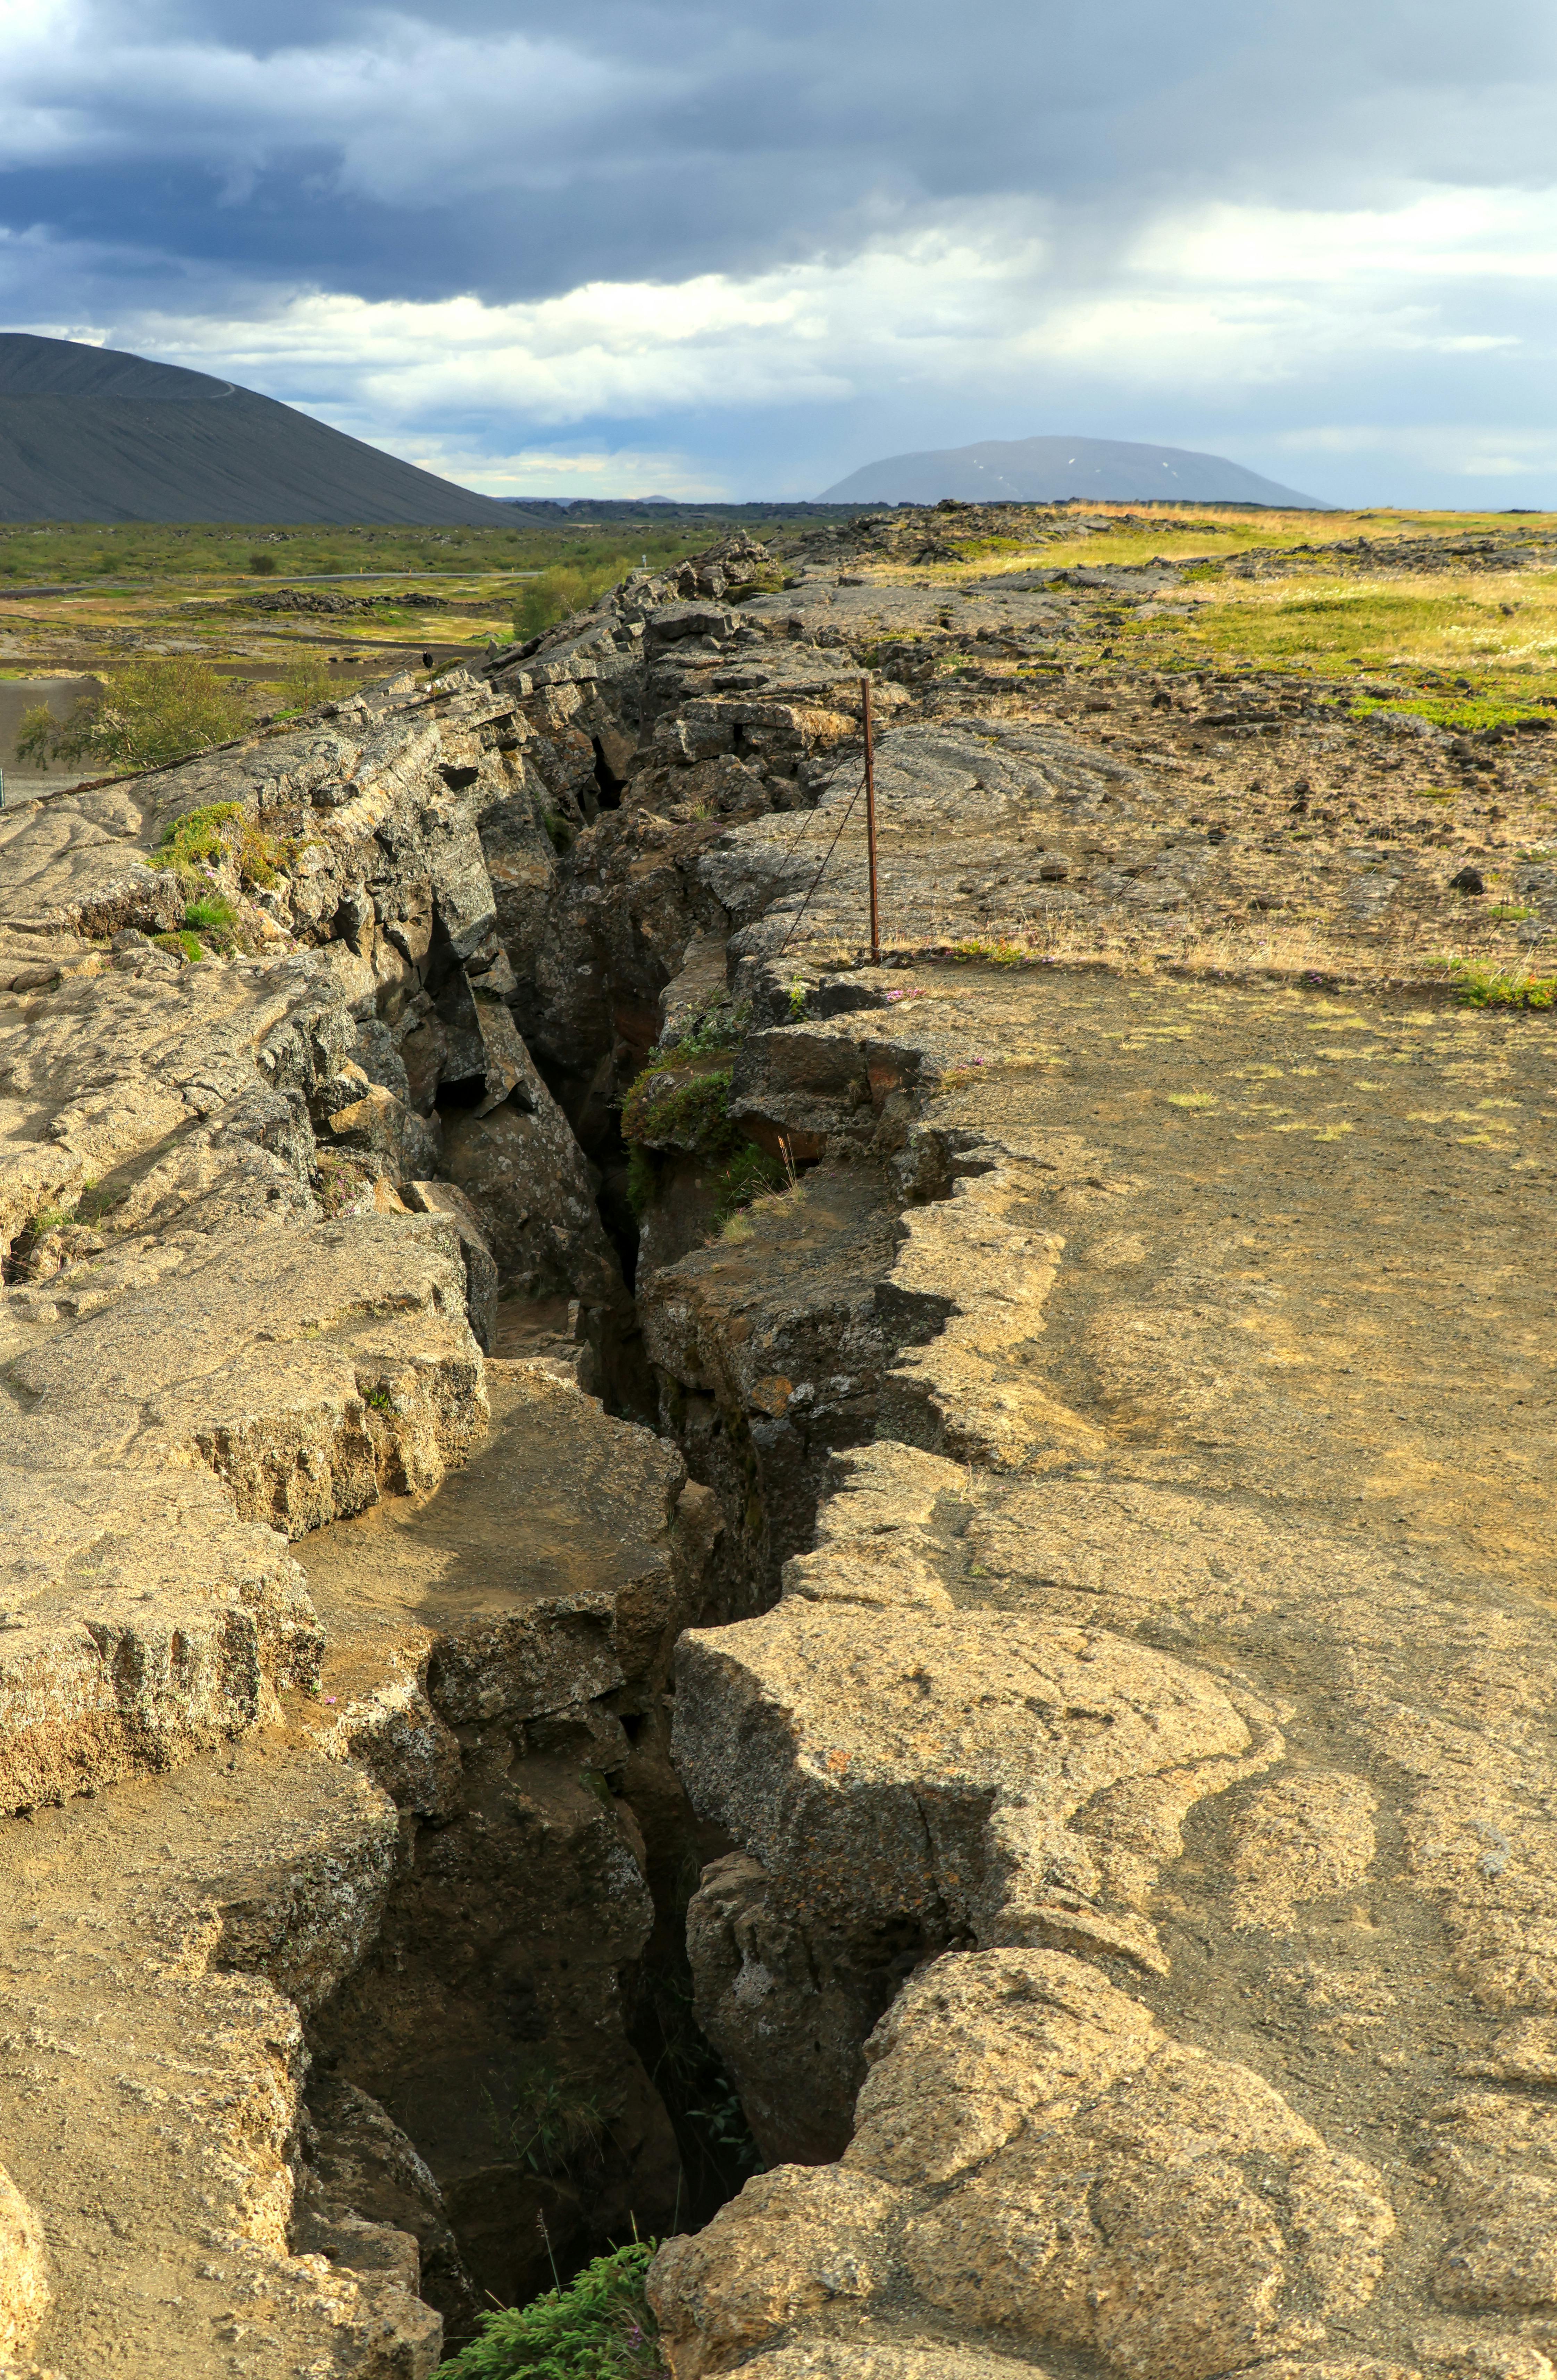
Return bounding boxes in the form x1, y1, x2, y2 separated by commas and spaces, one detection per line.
249, 551, 277, 575
513, 567, 595, 641
433, 2241, 664, 2379
23, 659, 251, 773
1453, 961, 1557, 1009
272, 653, 335, 714
15, 702, 60, 768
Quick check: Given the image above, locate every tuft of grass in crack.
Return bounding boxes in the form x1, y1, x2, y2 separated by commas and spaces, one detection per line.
152, 928, 204, 963
184, 892, 240, 946
712, 1145, 784, 1226
432, 2240, 665, 2380
625, 1145, 661, 1220
155, 801, 304, 891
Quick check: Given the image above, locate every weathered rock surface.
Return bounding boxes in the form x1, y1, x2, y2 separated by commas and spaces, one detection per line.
5, 525, 1556, 2376
0, 662, 722, 2365
645, 934, 1557, 2380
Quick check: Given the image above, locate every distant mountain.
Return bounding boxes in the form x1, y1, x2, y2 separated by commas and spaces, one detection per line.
0, 333, 553, 525
820, 434, 1329, 509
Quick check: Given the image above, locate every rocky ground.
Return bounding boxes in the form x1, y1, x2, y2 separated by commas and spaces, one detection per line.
0, 518, 1551, 2378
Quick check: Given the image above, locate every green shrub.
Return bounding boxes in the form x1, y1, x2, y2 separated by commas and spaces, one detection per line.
15, 702, 60, 767
22, 659, 251, 773
513, 567, 595, 641
1453, 960, 1557, 1009
249, 551, 277, 574
511, 546, 672, 642
433, 2241, 663, 2379
272, 653, 335, 714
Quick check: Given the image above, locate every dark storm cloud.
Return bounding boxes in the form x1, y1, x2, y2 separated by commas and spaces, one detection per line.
3, 0, 1556, 506
4, 0, 1555, 307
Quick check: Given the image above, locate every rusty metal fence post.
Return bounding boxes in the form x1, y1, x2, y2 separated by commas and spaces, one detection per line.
862, 674, 880, 963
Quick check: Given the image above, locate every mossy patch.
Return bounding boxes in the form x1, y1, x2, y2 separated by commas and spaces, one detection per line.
621, 1066, 739, 1159
156, 801, 243, 870
152, 929, 204, 963
155, 801, 303, 891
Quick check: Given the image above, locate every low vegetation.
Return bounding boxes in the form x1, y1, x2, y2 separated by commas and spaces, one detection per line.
712, 1144, 784, 1222
153, 797, 303, 891
1452, 959, 1557, 1009
432, 2242, 664, 2380
18, 655, 252, 771
510, 531, 701, 641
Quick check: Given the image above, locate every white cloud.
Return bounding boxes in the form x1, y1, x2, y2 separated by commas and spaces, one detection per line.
78, 181, 1554, 456
397, 439, 727, 501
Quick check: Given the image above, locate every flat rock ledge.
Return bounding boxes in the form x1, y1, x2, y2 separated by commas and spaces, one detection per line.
645, 955, 1557, 2380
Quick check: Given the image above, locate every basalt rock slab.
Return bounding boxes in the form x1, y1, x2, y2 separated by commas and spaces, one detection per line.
0, 1734, 441, 2379
651, 951, 1557, 2380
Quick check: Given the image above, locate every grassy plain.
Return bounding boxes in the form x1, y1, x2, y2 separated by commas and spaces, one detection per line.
878, 503, 1557, 727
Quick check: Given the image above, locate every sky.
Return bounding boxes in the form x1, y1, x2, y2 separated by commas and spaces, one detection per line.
2, 0, 1556, 506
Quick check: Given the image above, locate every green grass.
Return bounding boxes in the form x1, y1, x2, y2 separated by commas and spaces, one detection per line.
151, 929, 204, 963
156, 800, 243, 869
184, 893, 239, 934
1156, 575, 1557, 707
1452, 960, 1557, 1009
26, 1203, 75, 1236
1350, 692, 1552, 732
433, 2242, 663, 2379
712, 1145, 784, 1224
